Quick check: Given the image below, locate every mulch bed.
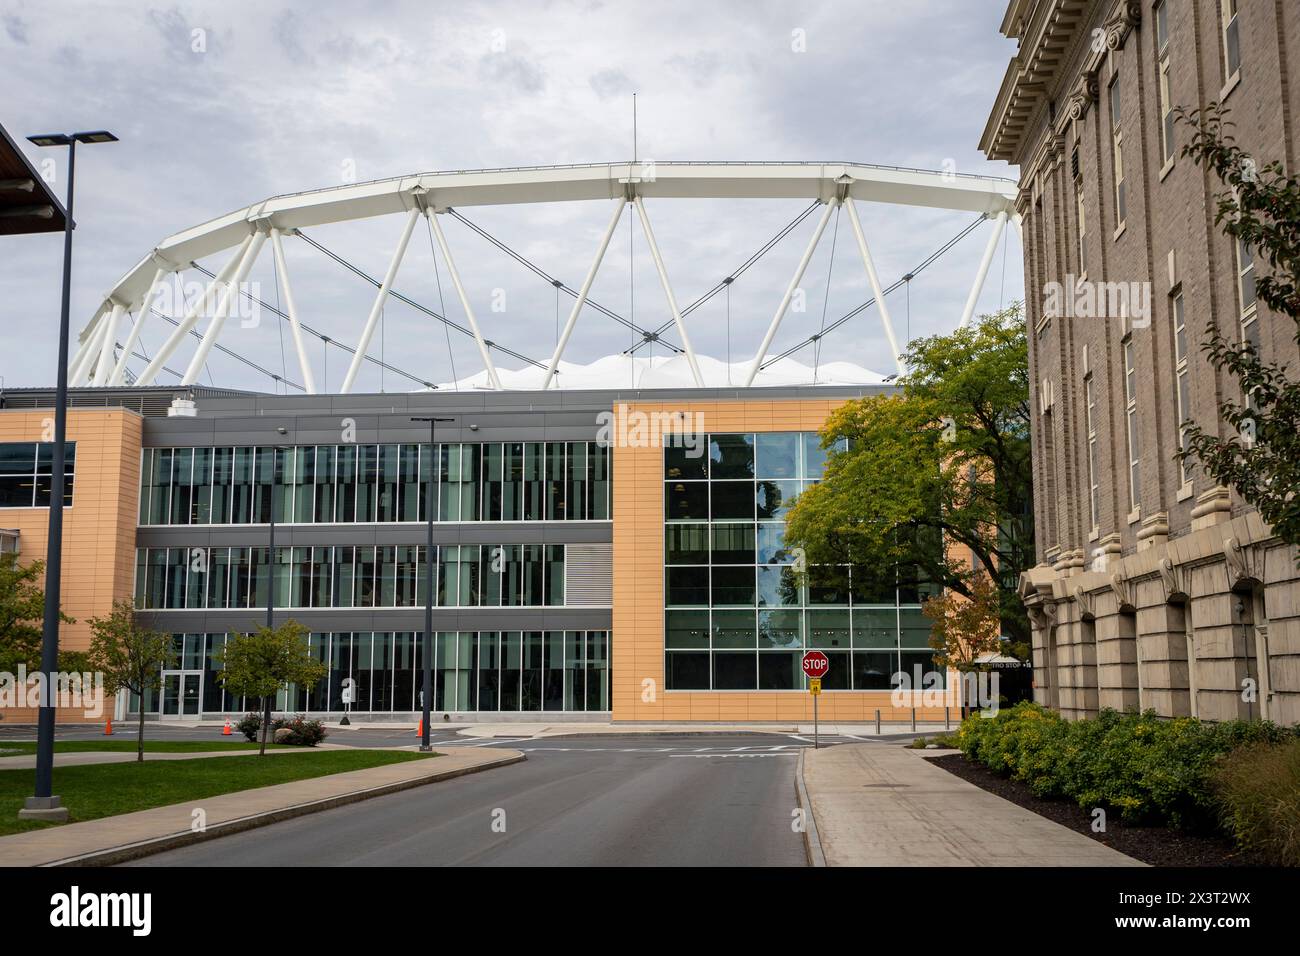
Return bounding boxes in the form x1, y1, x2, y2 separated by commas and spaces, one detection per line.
927, 751, 1269, 867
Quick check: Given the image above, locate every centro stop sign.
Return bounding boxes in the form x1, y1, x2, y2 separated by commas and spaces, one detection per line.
801, 650, 830, 679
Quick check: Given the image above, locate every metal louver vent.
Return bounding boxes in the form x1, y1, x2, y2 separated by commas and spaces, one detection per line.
565, 543, 612, 606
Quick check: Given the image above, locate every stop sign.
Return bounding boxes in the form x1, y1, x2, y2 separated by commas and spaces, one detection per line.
801, 650, 830, 679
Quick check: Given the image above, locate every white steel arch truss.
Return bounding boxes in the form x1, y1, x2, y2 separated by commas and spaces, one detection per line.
77, 162, 1017, 392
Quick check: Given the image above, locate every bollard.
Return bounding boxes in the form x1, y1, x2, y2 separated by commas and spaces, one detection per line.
945, 706, 950, 731
911, 707, 916, 732
875, 709, 881, 735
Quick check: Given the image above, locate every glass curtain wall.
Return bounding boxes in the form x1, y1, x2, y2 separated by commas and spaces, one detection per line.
664, 432, 938, 692
139, 442, 610, 525
132, 630, 610, 714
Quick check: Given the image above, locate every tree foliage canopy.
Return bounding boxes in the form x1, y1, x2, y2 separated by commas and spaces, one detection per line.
784, 305, 1033, 645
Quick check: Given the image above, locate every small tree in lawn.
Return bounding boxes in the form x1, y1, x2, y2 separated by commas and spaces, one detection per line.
86, 600, 175, 762
922, 574, 1005, 717
219, 620, 326, 755
0, 554, 74, 674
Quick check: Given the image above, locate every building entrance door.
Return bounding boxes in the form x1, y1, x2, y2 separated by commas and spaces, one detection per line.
161, 671, 202, 720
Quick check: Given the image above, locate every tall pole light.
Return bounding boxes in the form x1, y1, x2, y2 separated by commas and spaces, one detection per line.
20, 130, 117, 823
412, 416, 453, 752
264, 428, 288, 737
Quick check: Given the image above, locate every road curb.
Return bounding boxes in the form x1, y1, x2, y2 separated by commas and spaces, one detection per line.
795, 749, 826, 868
38, 750, 526, 867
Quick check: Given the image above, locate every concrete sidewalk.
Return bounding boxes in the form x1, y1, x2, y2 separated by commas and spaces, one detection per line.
801, 743, 1143, 867
0, 746, 524, 867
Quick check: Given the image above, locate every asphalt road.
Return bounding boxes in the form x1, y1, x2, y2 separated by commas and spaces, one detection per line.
124, 735, 811, 867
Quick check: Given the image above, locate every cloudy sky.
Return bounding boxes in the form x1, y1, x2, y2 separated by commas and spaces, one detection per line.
0, 0, 1023, 394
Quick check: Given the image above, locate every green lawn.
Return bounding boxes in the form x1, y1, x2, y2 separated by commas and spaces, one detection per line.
0, 749, 435, 837
0, 740, 273, 756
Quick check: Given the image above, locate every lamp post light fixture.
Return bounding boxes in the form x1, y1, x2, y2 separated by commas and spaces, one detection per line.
411, 416, 454, 752
263, 428, 289, 734
19, 129, 117, 823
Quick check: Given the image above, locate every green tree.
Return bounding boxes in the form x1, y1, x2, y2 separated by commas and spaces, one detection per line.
0, 555, 75, 675
1174, 104, 1300, 558
86, 600, 175, 761
219, 620, 326, 755
785, 305, 1034, 647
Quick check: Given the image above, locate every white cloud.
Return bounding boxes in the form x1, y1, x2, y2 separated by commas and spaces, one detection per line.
0, 0, 1022, 393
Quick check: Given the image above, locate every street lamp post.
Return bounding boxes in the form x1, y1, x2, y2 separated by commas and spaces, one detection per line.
412, 416, 453, 752
264, 429, 288, 736
20, 130, 117, 823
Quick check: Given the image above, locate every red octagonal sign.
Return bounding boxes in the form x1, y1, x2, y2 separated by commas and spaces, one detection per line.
801, 650, 830, 679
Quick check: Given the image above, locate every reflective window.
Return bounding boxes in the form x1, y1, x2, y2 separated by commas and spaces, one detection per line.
139, 442, 610, 525
0, 441, 75, 509
664, 431, 933, 691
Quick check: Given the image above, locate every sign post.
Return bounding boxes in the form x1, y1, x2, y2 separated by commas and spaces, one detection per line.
802, 651, 830, 750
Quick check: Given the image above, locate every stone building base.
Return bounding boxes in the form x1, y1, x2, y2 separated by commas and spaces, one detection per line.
1019, 511, 1299, 726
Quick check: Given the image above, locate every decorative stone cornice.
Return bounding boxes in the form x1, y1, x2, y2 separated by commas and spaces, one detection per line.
1137, 511, 1170, 550
1191, 485, 1232, 530
1072, 584, 1097, 621
1108, 571, 1136, 613
1222, 536, 1261, 590
1065, 71, 1099, 123
1104, 0, 1141, 52
1157, 557, 1189, 603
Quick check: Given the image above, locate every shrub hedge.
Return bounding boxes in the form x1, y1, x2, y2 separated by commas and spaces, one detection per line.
1211, 738, 1300, 866
956, 701, 1296, 831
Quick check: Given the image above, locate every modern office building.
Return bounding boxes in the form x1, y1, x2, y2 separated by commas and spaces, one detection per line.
982, 0, 1299, 724
0, 381, 959, 723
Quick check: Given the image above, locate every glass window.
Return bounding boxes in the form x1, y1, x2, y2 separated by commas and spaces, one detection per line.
757, 565, 800, 607
754, 433, 798, 479
667, 566, 708, 606
713, 652, 756, 690
758, 652, 801, 690
501, 632, 523, 710
2, 441, 78, 509
523, 442, 545, 520
853, 650, 897, 690
546, 545, 565, 606
713, 609, 757, 649
711, 480, 754, 520
710, 522, 755, 564
543, 631, 565, 710
564, 631, 585, 711
666, 609, 710, 648
589, 442, 610, 520
545, 442, 566, 520
711, 566, 755, 606
755, 480, 799, 519
807, 608, 851, 649
758, 609, 802, 649
566, 442, 588, 520
899, 608, 932, 649
757, 523, 793, 564
665, 439, 707, 480
666, 651, 709, 690
665, 481, 708, 520
476, 632, 500, 712
666, 523, 710, 564
585, 632, 608, 710
521, 632, 543, 710
853, 608, 899, 648
708, 434, 754, 479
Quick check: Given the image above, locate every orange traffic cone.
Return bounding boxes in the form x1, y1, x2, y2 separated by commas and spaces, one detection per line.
222, 718, 232, 736
103, 718, 113, 736
415, 718, 423, 737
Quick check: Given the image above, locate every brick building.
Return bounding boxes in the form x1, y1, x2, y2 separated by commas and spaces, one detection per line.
981, 0, 1299, 724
